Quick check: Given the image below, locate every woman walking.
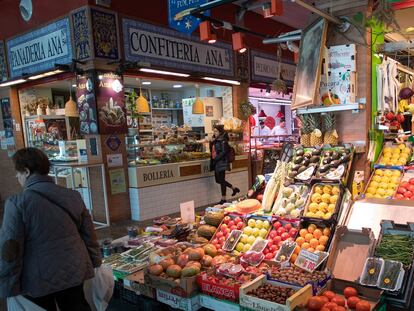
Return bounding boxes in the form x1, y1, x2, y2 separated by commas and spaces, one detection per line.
0, 148, 101, 311
210, 124, 240, 204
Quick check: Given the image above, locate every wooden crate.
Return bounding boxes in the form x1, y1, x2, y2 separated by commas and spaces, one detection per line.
239, 275, 312, 311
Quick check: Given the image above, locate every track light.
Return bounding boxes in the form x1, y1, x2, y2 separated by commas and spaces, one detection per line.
200, 21, 217, 44
232, 32, 246, 54
271, 0, 284, 16
262, 3, 274, 18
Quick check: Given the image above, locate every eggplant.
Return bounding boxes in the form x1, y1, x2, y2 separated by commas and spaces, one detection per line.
294, 156, 304, 164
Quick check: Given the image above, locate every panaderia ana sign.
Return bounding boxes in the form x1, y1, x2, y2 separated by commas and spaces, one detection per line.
6, 18, 72, 78
123, 18, 234, 77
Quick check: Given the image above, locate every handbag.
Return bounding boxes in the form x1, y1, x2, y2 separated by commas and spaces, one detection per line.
7, 296, 46, 311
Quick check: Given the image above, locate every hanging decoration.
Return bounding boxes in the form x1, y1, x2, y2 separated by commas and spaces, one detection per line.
65, 82, 78, 117
273, 45, 287, 93
276, 111, 284, 119
135, 79, 150, 113
238, 100, 256, 120
258, 109, 267, 118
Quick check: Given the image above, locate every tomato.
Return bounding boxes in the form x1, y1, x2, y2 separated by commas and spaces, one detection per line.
331, 296, 345, 307
324, 302, 338, 310
408, 184, 414, 193
319, 296, 329, 304
395, 193, 405, 200
234, 217, 242, 224
265, 253, 274, 260
281, 232, 290, 241
343, 286, 358, 298
404, 190, 413, 198
409, 178, 414, 185
347, 296, 361, 309
307, 297, 324, 311
289, 228, 298, 238
223, 216, 231, 223
277, 227, 286, 235
397, 187, 406, 194
333, 307, 346, 311
273, 236, 282, 244
323, 291, 336, 301
273, 221, 282, 229
355, 300, 371, 311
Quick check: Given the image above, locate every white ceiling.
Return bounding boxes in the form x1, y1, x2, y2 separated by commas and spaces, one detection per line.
123, 76, 211, 90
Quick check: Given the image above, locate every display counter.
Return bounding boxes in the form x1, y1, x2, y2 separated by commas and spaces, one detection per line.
128, 155, 249, 220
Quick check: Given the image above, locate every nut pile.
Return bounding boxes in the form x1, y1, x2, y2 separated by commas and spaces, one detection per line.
247, 284, 296, 304
268, 266, 329, 286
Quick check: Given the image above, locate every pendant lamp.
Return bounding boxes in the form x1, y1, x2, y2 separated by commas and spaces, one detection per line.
192, 84, 204, 114
258, 109, 267, 118
65, 81, 78, 117
136, 78, 150, 113
276, 111, 284, 118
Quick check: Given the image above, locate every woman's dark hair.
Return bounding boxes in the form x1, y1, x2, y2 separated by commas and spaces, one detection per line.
12, 147, 50, 175
213, 124, 225, 135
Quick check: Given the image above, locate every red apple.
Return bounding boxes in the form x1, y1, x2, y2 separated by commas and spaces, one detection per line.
263, 248, 269, 255
223, 216, 231, 224
407, 185, 414, 193
269, 230, 277, 239
216, 232, 223, 238
401, 181, 410, 188
273, 221, 282, 230
221, 223, 228, 230
267, 240, 274, 248
230, 225, 237, 231
281, 232, 290, 241
270, 245, 278, 252
397, 187, 407, 194
237, 222, 244, 230
211, 238, 219, 244
278, 241, 284, 247
277, 227, 286, 235
410, 196, 414, 200
225, 228, 231, 235
395, 193, 405, 200
409, 178, 414, 185
284, 223, 293, 231
234, 217, 242, 224
404, 191, 413, 198
219, 236, 226, 243
273, 236, 282, 244
265, 253, 274, 260
289, 228, 298, 238
228, 220, 235, 227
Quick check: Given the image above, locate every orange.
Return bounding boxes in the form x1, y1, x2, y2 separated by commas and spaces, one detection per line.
299, 229, 308, 237
294, 245, 301, 254
310, 238, 319, 248
323, 227, 331, 236
313, 229, 323, 239
290, 253, 298, 263
302, 242, 310, 249
316, 245, 325, 251
296, 237, 305, 246
319, 235, 329, 246
307, 224, 317, 233
305, 233, 314, 242
307, 247, 315, 252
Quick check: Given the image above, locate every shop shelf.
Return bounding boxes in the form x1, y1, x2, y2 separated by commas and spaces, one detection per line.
296, 103, 364, 114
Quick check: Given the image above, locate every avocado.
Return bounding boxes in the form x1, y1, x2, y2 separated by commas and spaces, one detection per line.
310, 156, 320, 163
341, 154, 351, 163
312, 149, 321, 156
303, 159, 310, 167
292, 164, 301, 171
296, 149, 304, 157
303, 152, 312, 159
323, 158, 331, 165
289, 171, 298, 178
324, 151, 333, 157
298, 166, 307, 174
293, 156, 303, 164
331, 160, 341, 168
331, 152, 340, 160
319, 165, 330, 173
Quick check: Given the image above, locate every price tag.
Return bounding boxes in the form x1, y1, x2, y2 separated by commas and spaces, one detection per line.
180, 200, 195, 223
294, 249, 320, 272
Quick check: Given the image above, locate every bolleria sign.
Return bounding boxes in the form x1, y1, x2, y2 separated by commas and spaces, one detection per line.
123, 18, 234, 77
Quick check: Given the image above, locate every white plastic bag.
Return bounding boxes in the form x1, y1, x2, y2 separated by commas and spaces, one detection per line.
84, 266, 114, 311
7, 296, 46, 311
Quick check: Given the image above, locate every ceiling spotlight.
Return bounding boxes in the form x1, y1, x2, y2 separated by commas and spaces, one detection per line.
200, 21, 217, 44
173, 84, 182, 88
142, 81, 151, 85
271, 0, 284, 16
232, 32, 247, 54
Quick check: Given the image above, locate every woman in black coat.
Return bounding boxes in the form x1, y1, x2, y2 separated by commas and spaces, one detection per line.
210, 125, 240, 204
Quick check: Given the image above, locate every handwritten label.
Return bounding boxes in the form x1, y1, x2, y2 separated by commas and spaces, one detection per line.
180, 201, 195, 223
294, 249, 320, 272
107, 153, 123, 167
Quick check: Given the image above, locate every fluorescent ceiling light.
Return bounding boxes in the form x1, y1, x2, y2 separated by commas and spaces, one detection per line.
72, 84, 77, 87
142, 81, 151, 85
0, 79, 27, 87
139, 68, 189, 77
27, 69, 63, 80
258, 100, 291, 106
202, 77, 240, 85
173, 84, 182, 88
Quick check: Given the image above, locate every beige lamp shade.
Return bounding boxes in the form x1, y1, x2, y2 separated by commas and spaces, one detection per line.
136, 94, 150, 113
192, 97, 204, 114
64, 96, 78, 117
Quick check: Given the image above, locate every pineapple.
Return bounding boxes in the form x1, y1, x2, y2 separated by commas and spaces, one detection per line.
299, 114, 311, 147
322, 113, 339, 145
309, 114, 323, 146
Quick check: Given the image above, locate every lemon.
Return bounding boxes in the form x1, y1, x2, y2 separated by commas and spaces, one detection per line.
332, 187, 340, 195
247, 236, 256, 245
262, 220, 270, 230
323, 212, 332, 220
372, 176, 382, 183
315, 211, 325, 218
390, 176, 400, 183
376, 188, 386, 196
392, 170, 401, 177
255, 220, 263, 229
399, 143, 406, 150
374, 194, 383, 198
386, 189, 395, 197
328, 204, 336, 212
243, 226, 253, 236
366, 187, 376, 195
306, 212, 315, 217
236, 242, 245, 252
383, 147, 392, 153
323, 185, 332, 195
369, 181, 379, 188
248, 219, 256, 228
243, 243, 251, 252
259, 228, 268, 238
383, 153, 391, 159
314, 186, 323, 194
321, 193, 331, 203
330, 195, 338, 204
375, 169, 384, 176
402, 148, 410, 154
318, 202, 328, 212
379, 182, 388, 189
388, 182, 397, 190
309, 203, 319, 213
381, 177, 390, 184
311, 193, 322, 203
384, 170, 393, 177
365, 193, 374, 198
252, 228, 260, 237
240, 234, 249, 244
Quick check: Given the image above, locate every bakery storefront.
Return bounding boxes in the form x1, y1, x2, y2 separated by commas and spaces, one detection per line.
121, 18, 249, 220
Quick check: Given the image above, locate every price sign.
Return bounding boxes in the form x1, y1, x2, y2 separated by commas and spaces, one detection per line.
180, 200, 195, 223
294, 249, 320, 272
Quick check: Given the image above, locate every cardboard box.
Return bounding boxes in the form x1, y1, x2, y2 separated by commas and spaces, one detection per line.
156, 289, 200, 311
239, 275, 312, 311
144, 268, 198, 297
199, 294, 240, 311
197, 270, 242, 302
124, 270, 156, 299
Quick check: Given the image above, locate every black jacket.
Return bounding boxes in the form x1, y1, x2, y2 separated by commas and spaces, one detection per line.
210, 134, 230, 172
